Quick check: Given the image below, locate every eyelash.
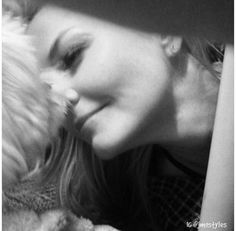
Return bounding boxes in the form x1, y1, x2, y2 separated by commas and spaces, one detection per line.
60, 45, 85, 71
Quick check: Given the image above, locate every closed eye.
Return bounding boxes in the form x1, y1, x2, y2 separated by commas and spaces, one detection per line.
60, 42, 88, 72
49, 28, 92, 74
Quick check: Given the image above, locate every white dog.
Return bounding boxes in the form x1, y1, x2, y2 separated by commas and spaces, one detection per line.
2, 13, 67, 189
2, 11, 118, 231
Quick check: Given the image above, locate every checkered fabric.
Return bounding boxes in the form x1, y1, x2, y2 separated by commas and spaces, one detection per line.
149, 176, 204, 231
4, 175, 204, 231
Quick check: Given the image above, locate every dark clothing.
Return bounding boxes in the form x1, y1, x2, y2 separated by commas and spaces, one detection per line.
4, 148, 205, 231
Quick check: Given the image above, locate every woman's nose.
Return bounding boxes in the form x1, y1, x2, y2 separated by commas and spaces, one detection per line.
65, 88, 80, 105
40, 68, 80, 105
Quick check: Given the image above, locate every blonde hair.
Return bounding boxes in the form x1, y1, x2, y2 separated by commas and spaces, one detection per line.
183, 37, 223, 79
43, 129, 153, 228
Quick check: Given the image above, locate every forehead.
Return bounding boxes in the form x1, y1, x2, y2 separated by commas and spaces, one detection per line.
28, 4, 113, 66
29, 5, 106, 39
28, 4, 154, 63
29, 4, 140, 44
30, 2, 151, 37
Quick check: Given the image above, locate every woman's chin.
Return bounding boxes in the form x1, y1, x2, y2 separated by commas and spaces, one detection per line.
91, 132, 132, 159
91, 139, 122, 160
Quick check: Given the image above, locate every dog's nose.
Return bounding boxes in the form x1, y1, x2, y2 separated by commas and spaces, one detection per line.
65, 89, 79, 105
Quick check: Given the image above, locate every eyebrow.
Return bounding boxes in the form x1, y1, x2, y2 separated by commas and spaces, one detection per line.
49, 28, 93, 64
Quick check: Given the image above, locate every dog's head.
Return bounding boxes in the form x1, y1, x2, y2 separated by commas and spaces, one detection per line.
2, 13, 67, 189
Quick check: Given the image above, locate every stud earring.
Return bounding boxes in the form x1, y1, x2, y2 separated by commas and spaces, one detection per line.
171, 44, 177, 54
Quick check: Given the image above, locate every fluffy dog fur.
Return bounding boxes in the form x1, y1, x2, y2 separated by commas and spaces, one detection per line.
2, 13, 67, 189
2, 11, 118, 231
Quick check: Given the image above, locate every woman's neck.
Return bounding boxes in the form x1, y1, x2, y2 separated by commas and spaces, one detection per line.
152, 55, 220, 175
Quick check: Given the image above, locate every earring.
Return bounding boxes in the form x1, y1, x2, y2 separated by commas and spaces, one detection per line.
171, 44, 177, 53
167, 45, 177, 57
161, 36, 182, 57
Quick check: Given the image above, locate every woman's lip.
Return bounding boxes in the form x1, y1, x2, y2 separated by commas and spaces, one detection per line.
74, 103, 107, 131
74, 109, 98, 131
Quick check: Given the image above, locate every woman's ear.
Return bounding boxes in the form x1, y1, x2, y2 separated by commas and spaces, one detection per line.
161, 36, 183, 57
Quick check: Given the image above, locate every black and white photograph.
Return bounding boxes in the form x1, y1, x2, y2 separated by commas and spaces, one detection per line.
2, 0, 234, 230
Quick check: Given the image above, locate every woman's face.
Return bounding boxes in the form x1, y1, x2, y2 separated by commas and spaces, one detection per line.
28, 3, 175, 158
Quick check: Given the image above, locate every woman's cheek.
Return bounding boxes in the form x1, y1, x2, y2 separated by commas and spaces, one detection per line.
75, 58, 126, 100
91, 108, 142, 158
